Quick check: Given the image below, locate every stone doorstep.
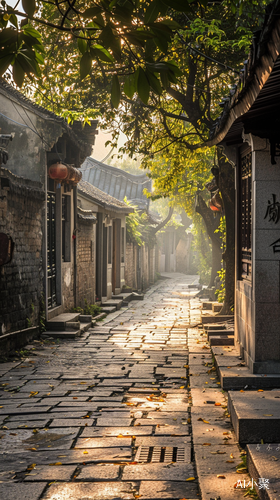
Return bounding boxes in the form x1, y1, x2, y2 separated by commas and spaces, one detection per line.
247, 444, 280, 500
228, 390, 280, 444
207, 330, 234, 340
41, 330, 80, 339
212, 346, 280, 390
101, 299, 123, 310
101, 306, 117, 313
46, 313, 80, 331
209, 336, 235, 347
201, 314, 234, 324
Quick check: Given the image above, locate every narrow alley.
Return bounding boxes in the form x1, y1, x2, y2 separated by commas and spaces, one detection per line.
0, 275, 245, 500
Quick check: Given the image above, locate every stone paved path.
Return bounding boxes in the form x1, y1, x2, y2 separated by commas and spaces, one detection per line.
0, 274, 241, 500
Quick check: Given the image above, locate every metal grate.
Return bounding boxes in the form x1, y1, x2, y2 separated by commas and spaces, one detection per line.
135, 446, 188, 463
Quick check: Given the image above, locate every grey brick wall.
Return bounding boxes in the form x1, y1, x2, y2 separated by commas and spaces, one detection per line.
0, 180, 44, 335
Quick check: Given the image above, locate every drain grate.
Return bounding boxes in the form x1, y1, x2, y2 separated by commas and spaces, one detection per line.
135, 446, 188, 463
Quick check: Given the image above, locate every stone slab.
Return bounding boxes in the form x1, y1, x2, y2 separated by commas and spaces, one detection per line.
49, 419, 95, 427
0, 483, 47, 500
42, 482, 135, 500
77, 464, 120, 480
123, 463, 194, 481
228, 390, 280, 444
210, 336, 235, 346
219, 367, 280, 390
74, 437, 132, 449
81, 426, 154, 437
24, 465, 76, 481
247, 444, 280, 500
138, 480, 198, 499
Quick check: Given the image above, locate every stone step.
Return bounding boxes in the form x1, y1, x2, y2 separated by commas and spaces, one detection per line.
41, 330, 80, 339
101, 306, 117, 313
212, 346, 280, 390
207, 329, 234, 340
228, 390, 280, 444
212, 302, 222, 313
204, 324, 226, 331
46, 312, 80, 331
201, 314, 234, 324
80, 322, 92, 333
202, 301, 212, 310
247, 444, 280, 499
101, 299, 123, 310
210, 335, 234, 346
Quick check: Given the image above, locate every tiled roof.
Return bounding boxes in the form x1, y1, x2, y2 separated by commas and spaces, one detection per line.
0, 80, 98, 151
81, 157, 151, 210
78, 179, 133, 214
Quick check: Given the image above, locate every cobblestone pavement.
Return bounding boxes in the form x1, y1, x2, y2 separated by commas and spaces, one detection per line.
0, 274, 244, 500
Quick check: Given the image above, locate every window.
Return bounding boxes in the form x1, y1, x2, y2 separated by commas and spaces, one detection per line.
240, 152, 252, 280
62, 194, 71, 262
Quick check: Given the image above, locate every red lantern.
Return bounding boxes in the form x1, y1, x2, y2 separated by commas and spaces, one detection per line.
209, 199, 220, 211
49, 162, 68, 180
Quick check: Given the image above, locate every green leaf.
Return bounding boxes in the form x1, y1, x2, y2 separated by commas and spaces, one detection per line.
78, 32, 87, 55
123, 72, 137, 98
146, 70, 162, 95
137, 67, 150, 104
13, 59, 25, 87
99, 25, 121, 61
162, 0, 191, 11
157, 19, 181, 30
23, 26, 41, 39
0, 54, 14, 76
160, 69, 169, 89
144, 0, 161, 24
9, 13, 18, 29
82, 7, 102, 18
80, 51, 92, 80
22, 0, 36, 18
165, 60, 183, 77
90, 44, 114, 63
111, 74, 120, 108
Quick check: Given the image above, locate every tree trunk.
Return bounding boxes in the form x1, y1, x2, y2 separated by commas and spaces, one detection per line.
213, 150, 235, 314
195, 194, 222, 288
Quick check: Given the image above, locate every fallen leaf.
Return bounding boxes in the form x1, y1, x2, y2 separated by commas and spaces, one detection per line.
230, 454, 234, 459
83, 451, 88, 454
183, 365, 189, 369
226, 460, 234, 463
217, 475, 226, 479
215, 402, 221, 406
49, 462, 62, 466
26, 448, 37, 451
263, 414, 273, 416
240, 390, 245, 393
203, 420, 209, 424
186, 477, 195, 481
257, 389, 264, 392
203, 443, 211, 446
179, 386, 185, 389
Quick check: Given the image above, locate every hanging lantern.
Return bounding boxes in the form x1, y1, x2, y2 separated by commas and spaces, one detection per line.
209, 199, 221, 212
48, 162, 68, 180
66, 165, 82, 183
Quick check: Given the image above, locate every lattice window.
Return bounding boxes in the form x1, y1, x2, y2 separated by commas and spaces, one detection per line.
240, 152, 252, 280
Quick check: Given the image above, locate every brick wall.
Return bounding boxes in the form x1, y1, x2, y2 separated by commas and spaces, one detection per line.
0, 175, 44, 335
76, 221, 95, 307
